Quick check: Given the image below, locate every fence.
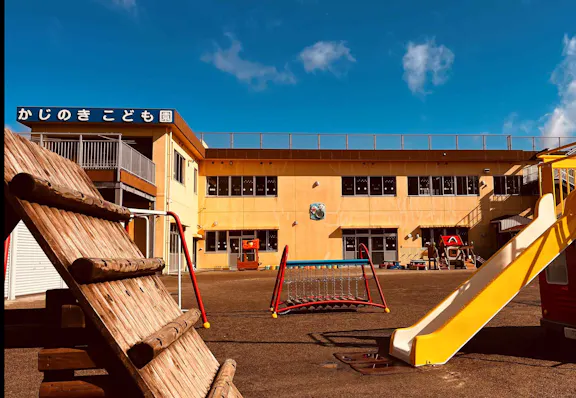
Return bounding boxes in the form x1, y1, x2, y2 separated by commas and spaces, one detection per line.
197, 132, 575, 151
35, 138, 156, 185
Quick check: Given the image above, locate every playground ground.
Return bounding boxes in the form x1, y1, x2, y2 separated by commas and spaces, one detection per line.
4, 270, 576, 398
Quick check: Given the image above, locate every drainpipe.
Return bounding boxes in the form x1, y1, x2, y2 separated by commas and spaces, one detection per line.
165, 131, 173, 272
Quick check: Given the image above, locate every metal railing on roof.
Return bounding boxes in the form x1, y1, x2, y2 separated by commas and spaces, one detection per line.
197, 132, 575, 151
30, 135, 156, 185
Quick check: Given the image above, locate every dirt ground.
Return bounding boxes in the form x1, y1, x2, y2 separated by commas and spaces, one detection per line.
4, 270, 576, 398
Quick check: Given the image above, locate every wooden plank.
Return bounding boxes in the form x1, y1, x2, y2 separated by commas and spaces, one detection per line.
39, 376, 117, 398
38, 348, 99, 371
62, 305, 86, 329
207, 359, 237, 398
127, 309, 200, 369
9, 173, 131, 222
70, 258, 165, 284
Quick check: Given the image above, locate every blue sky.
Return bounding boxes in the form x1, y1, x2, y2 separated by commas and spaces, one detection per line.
4, 0, 576, 142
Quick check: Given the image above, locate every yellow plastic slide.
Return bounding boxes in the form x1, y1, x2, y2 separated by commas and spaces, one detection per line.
389, 192, 576, 366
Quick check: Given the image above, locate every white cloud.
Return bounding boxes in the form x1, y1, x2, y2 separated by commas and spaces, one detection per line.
541, 34, 576, 137
502, 112, 536, 135
298, 41, 356, 75
402, 39, 454, 95
201, 34, 296, 90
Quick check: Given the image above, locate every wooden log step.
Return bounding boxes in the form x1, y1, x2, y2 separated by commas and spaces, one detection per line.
70, 258, 165, 284
38, 348, 102, 371
127, 309, 200, 369
39, 375, 116, 398
9, 173, 131, 222
207, 359, 237, 398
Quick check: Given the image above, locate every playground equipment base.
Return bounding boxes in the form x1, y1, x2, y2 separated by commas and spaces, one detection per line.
334, 351, 416, 375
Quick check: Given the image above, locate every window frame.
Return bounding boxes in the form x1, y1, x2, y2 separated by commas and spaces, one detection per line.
494, 175, 523, 196
408, 176, 479, 197
206, 176, 278, 197
173, 150, 185, 185
193, 168, 197, 194
342, 176, 397, 197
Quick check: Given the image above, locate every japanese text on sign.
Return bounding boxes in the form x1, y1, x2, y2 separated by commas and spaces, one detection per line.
16, 107, 175, 124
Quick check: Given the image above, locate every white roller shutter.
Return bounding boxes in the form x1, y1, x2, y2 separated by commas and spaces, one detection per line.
7, 221, 66, 299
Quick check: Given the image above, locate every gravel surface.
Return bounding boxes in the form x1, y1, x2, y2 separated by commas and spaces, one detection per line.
4, 270, 576, 398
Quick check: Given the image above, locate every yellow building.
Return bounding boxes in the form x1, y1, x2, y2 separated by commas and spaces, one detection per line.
17, 106, 544, 272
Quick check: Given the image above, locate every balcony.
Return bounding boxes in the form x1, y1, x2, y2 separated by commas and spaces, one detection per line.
32, 135, 156, 186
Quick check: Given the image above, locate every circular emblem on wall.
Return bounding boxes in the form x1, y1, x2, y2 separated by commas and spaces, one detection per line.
310, 202, 326, 221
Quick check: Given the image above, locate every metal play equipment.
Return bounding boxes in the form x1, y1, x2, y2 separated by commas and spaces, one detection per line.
125, 209, 209, 327
269, 244, 390, 317
237, 238, 261, 271
434, 235, 477, 270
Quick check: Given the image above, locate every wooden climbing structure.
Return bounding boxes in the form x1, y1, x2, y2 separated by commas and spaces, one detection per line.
3, 130, 242, 397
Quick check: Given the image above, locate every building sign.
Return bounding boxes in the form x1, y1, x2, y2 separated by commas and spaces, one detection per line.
309, 203, 326, 221
16, 107, 175, 124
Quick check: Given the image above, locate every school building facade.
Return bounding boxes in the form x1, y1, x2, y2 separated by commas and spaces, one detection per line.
14, 106, 557, 273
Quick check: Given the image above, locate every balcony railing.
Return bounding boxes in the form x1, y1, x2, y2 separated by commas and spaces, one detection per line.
33, 137, 156, 185
197, 132, 575, 151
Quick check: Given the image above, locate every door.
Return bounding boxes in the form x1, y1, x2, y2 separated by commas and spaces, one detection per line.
356, 236, 369, 258
228, 237, 241, 270
384, 233, 398, 261
344, 237, 356, 260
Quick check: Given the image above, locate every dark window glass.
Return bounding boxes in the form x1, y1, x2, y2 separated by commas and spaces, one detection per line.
432, 177, 443, 196
173, 150, 185, 184
421, 228, 433, 245
342, 229, 355, 236
243, 176, 254, 195
218, 176, 229, 196
419, 176, 430, 195
228, 230, 241, 236
355, 177, 368, 195
369, 176, 383, 195
206, 231, 216, 251
383, 177, 396, 195
207, 177, 217, 196
507, 176, 521, 195
256, 230, 267, 248
385, 235, 397, 251
342, 177, 355, 195
443, 176, 454, 195
408, 177, 419, 196
344, 237, 356, 251
193, 169, 197, 194
371, 229, 384, 235
371, 236, 384, 251
216, 231, 227, 251
266, 176, 277, 196
268, 230, 278, 251
231, 176, 242, 196
456, 177, 467, 195
468, 176, 479, 195
372, 252, 384, 265
255, 176, 266, 196
494, 176, 506, 195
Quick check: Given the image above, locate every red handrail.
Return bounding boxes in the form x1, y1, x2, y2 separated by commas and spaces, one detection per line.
5, 236, 11, 278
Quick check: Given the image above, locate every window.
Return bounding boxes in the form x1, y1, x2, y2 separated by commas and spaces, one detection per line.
173, 150, 185, 184
193, 168, 197, 194
218, 176, 229, 196
207, 177, 217, 196
342, 176, 396, 196
255, 176, 266, 196
206, 176, 278, 197
421, 227, 470, 246
169, 224, 184, 254
355, 177, 368, 195
205, 231, 227, 252
342, 229, 398, 263
545, 252, 569, 285
370, 177, 383, 196
231, 176, 242, 196
342, 177, 355, 196
409, 176, 479, 196
256, 230, 278, 252
494, 176, 522, 196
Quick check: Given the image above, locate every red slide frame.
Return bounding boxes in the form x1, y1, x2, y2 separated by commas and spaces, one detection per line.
269, 243, 390, 316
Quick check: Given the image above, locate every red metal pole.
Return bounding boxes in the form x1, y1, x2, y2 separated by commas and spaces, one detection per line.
5, 236, 11, 278
166, 211, 210, 328
360, 243, 390, 313
273, 245, 289, 317
358, 244, 373, 303
270, 245, 288, 311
